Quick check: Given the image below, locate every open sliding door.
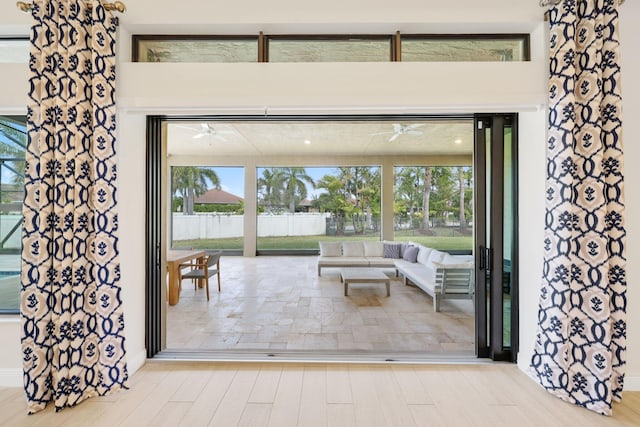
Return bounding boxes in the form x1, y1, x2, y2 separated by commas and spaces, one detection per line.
474, 114, 519, 361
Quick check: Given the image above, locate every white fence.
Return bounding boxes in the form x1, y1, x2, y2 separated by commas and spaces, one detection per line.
172, 212, 329, 240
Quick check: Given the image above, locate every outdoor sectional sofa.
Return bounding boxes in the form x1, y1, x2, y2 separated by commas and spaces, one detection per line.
318, 241, 474, 312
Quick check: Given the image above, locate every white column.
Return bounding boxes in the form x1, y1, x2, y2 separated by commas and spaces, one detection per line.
243, 161, 257, 256
381, 159, 395, 241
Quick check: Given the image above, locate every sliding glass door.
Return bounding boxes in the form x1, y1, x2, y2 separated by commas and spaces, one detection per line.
474, 114, 518, 361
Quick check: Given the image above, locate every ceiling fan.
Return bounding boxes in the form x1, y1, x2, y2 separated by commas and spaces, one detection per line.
374, 123, 424, 142
178, 123, 235, 143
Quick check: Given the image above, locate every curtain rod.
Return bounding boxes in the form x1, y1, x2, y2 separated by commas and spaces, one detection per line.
540, 0, 624, 6
16, 1, 126, 13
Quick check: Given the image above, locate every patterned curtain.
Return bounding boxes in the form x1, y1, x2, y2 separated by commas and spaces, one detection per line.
530, 0, 626, 416
21, 0, 128, 414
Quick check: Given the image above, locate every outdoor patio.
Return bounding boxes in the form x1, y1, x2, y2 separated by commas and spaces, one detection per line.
166, 255, 475, 354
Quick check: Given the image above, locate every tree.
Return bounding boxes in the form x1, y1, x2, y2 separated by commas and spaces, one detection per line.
458, 166, 467, 233
316, 167, 380, 235
395, 167, 423, 228
172, 167, 220, 215
430, 167, 456, 227
280, 167, 315, 213
421, 167, 432, 233
315, 174, 348, 234
257, 168, 285, 213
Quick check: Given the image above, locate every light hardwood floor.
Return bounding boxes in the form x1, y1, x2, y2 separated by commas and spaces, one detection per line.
167, 256, 474, 354
1, 362, 639, 426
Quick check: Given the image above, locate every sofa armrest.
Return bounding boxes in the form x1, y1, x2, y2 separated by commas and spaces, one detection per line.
434, 264, 474, 297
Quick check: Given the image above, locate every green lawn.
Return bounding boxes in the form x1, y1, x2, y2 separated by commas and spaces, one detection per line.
174, 227, 473, 251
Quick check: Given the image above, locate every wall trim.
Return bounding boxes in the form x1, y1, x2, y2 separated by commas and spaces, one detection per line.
127, 349, 147, 376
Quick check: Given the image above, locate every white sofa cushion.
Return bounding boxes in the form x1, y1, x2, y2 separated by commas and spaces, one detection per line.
319, 242, 341, 257
426, 249, 445, 270
441, 253, 474, 267
342, 241, 364, 257
416, 245, 433, 265
363, 241, 384, 257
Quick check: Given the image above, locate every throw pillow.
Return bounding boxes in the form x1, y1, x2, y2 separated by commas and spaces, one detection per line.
402, 246, 419, 263
383, 242, 401, 259
319, 242, 341, 257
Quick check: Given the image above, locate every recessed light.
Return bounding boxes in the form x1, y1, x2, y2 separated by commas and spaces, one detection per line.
454, 139, 462, 144
304, 139, 311, 145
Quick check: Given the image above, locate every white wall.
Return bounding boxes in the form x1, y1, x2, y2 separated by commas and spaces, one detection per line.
0, 0, 638, 392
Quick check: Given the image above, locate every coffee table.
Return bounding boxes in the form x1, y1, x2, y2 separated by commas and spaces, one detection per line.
340, 268, 391, 297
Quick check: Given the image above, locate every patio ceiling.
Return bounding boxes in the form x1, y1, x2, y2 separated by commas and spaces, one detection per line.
166, 119, 474, 157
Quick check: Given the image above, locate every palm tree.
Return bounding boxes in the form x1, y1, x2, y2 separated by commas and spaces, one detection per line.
458, 166, 467, 233
280, 167, 315, 213
172, 167, 220, 215
316, 174, 348, 235
421, 167, 432, 233
257, 168, 285, 213
395, 166, 423, 228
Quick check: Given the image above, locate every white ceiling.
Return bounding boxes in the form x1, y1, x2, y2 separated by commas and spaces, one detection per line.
166, 119, 473, 157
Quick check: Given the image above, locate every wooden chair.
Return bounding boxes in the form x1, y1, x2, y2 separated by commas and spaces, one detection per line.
179, 251, 222, 301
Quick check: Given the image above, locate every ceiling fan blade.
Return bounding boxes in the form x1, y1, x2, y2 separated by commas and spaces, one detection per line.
389, 133, 400, 142
406, 123, 425, 130
392, 123, 403, 132
193, 133, 207, 139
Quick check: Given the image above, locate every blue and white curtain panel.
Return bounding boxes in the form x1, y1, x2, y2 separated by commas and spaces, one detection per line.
530, 0, 626, 416
21, 0, 128, 413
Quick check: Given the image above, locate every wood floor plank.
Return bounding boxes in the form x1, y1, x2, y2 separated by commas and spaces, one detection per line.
207, 367, 260, 427
90, 369, 171, 426
414, 366, 479, 426
326, 365, 352, 404
63, 402, 114, 427
238, 403, 272, 427
297, 366, 328, 427
391, 366, 433, 405
458, 365, 518, 405
147, 401, 193, 426
0, 363, 638, 427
117, 370, 190, 426
327, 403, 357, 427
248, 366, 282, 404
266, 367, 303, 427
170, 369, 214, 402
372, 366, 417, 427
178, 367, 237, 426
408, 404, 448, 427
348, 366, 387, 427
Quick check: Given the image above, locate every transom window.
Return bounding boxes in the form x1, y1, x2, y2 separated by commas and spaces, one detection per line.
132, 33, 530, 63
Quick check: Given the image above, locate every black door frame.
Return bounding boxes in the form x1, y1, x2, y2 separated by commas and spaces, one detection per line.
474, 113, 519, 362
145, 113, 518, 360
